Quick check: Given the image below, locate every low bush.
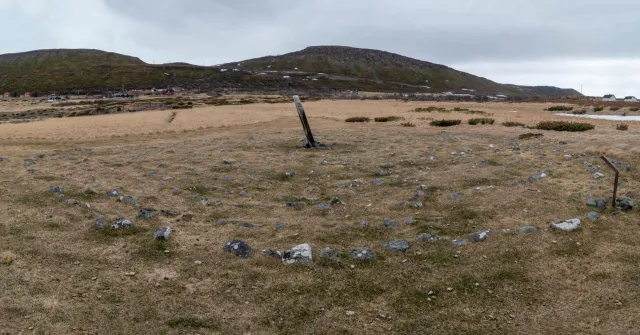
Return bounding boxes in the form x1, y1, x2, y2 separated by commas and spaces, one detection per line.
466, 110, 488, 115
617, 124, 629, 131
518, 133, 544, 140
345, 116, 371, 123
572, 110, 587, 115
610, 107, 621, 111
545, 105, 574, 111
536, 121, 595, 132
430, 119, 461, 127
630, 107, 639, 112
502, 121, 525, 127
401, 122, 416, 127
453, 107, 470, 112
594, 106, 604, 112
468, 118, 495, 125
375, 116, 405, 122
412, 107, 445, 113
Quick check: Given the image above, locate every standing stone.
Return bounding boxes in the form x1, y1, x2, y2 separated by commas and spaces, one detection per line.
350, 248, 375, 260
320, 247, 341, 263
282, 243, 313, 265
417, 233, 439, 243
154, 227, 172, 241
384, 240, 410, 252
224, 240, 253, 258
469, 230, 490, 242
550, 218, 581, 231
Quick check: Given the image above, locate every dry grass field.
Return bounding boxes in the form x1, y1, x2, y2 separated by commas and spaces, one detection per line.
1, 99, 640, 334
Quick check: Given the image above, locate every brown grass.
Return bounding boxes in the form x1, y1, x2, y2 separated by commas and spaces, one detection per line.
0, 99, 639, 334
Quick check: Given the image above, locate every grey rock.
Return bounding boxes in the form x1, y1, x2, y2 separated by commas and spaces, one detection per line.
529, 173, 547, 182
594, 172, 605, 179
148, 171, 159, 176
222, 159, 232, 165
287, 201, 306, 208
330, 197, 345, 205
282, 243, 313, 265
224, 240, 253, 258
452, 239, 469, 246
231, 221, 256, 229
414, 201, 424, 209
414, 191, 426, 200
161, 210, 181, 217
392, 201, 409, 208
275, 222, 286, 231
373, 178, 385, 185
417, 233, 439, 243
137, 208, 157, 219
285, 171, 296, 177
316, 202, 331, 209
94, 216, 106, 229
586, 198, 597, 207
587, 212, 599, 222
469, 230, 491, 242
66, 199, 80, 206
106, 190, 119, 197
617, 196, 637, 211
587, 197, 607, 210
379, 162, 394, 168
519, 226, 537, 233
112, 217, 132, 229
588, 167, 598, 174
118, 195, 140, 207
216, 219, 227, 226
378, 168, 389, 176
154, 227, 172, 241
384, 240, 410, 252
261, 249, 282, 258
381, 219, 398, 228
212, 200, 223, 207
449, 192, 464, 200
350, 248, 375, 260
50, 185, 64, 193
359, 221, 369, 227
550, 218, 581, 231
320, 247, 341, 263
559, 141, 568, 145
404, 217, 416, 224
0, 157, 4, 162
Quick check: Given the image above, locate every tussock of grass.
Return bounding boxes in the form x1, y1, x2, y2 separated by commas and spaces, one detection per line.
345, 116, 371, 123
617, 124, 629, 131
374, 116, 404, 122
453, 107, 469, 112
468, 118, 495, 125
545, 105, 574, 111
400, 122, 416, 127
502, 121, 525, 127
412, 107, 445, 113
430, 119, 461, 127
536, 121, 595, 132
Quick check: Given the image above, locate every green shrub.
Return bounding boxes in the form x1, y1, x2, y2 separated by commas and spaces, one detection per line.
468, 118, 495, 125
610, 107, 621, 111
430, 119, 461, 127
617, 124, 629, 131
345, 116, 371, 122
572, 110, 587, 115
401, 122, 416, 127
545, 105, 574, 111
502, 121, 525, 127
594, 106, 604, 112
535, 121, 595, 132
375, 116, 405, 122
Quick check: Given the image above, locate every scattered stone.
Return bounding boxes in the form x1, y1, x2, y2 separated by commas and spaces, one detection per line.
414, 201, 424, 208
373, 178, 385, 185
550, 218, 581, 232
222, 159, 232, 165
224, 240, 253, 258
161, 210, 180, 217
559, 141, 568, 145
285, 171, 296, 177
148, 171, 159, 176
379, 162, 394, 169
528, 173, 547, 182
231, 221, 256, 229
452, 239, 469, 246
381, 219, 398, 228
94, 216, 106, 229
216, 219, 227, 226
616, 196, 636, 211
112, 217, 133, 229
320, 247, 341, 263
350, 248, 375, 261
469, 230, 490, 242
587, 197, 607, 210
124, 272, 136, 277
519, 226, 537, 233
137, 208, 157, 219
54, 193, 65, 199
316, 203, 331, 209
391, 201, 409, 208
384, 240, 410, 252
118, 196, 140, 207
378, 168, 389, 176
260, 249, 282, 258
66, 199, 80, 206
414, 190, 426, 200
587, 212, 599, 222
50, 185, 63, 193
404, 217, 417, 224
417, 233, 439, 243
154, 227, 172, 241
282, 243, 313, 265
594, 172, 605, 179
359, 221, 369, 227
275, 222, 286, 231
287, 201, 306, 208
449, 192, 464, 200
330, 197, 345, 205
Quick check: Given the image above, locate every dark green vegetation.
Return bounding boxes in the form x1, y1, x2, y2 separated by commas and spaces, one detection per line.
610, 107, 621, 111
630, 108, 639, 112
617, 124, 629, 131
545, 105, 574, 111
430, 119, 462, 127
345, 117, 371, 123
536, 121, 595, 132
468, 118, 495, 125
594, 106, 604, 112
400, 122, 416, 127
518, 133, 544, 140
572, 110, 587, 115
502, 121, 526, 127
374, 116, 404, 122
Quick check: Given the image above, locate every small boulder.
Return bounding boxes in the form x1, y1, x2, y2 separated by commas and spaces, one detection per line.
594, 172, 605, 179
94, 216, 106, 229
118, 195, 140, 207
137, 208, 157, 220
550, 218, 581, 232
50, 185, 64, 193
414, 201, 424, 209
391, 201, 409, 208
519, 226, 537, 233
66, 199, 80, 206
417, 233, 439, 243
529, 173, 547, 182
587, 212, 599, 222
154, 227, 172, 241
616, 196, 637, 211
286, 201, 306, 208
320, 247, 341, 263
350, 248, 375, 261
282, 243, 313, 265
112, 217, 132, 229
384, 240, 410, 252
381, 219, 398, 228
224, 240, 253, 258
469, 230, 490, 242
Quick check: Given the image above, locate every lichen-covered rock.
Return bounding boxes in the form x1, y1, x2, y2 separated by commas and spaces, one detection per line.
224, 240, 253, 258
118, 195, 140, 207
94, 216, 106, 229
50, 185, 64, 193
381, 219, 398, 228
587, 212, 599, 222
282, 243, 312, 265
616, 196, 637, 211
260, 249, 281, 258
350, 248, 375, 260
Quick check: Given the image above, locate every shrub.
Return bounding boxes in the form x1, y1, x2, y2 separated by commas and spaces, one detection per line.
466, 110, 488, 115
545, 105, 574, 111
572, 110, 587, 115
617, 124, 629, 131
518, 133, 544, 140
453, 107, 469, 112
401, 122, 416, 127
610, 107, 620, 111
468, 118, 495, 125
375, 116, 405, 122
502, 121, 525, 127
594, 106, 604, 112
535, 121, 595, 132
412, 107, 444, 113
630, 108, 639, 112
430, 119, 461, 127
345, 116, 371, 123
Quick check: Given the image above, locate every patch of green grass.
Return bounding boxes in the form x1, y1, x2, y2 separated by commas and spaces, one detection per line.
166, 317, 220, 330
468, 118, 495, 125
430, 119, 461, 127
536, 121, 595, 132
502, 121, 525, 127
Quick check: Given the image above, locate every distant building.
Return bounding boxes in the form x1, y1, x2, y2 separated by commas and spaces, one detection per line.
624, 96, 637, 102
603, 94, 616, 102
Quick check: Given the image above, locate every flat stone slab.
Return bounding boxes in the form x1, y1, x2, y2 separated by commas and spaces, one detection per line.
550, 218, 581, 232
350, 248, 375, 260
283, 243, 313, 265
224, 240, 253, 258
154, 227, 172, 241
452, 239, 469, 246
384, 240, 410, 251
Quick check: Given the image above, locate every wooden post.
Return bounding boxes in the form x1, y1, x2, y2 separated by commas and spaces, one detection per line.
601, 155, 620, 206
293, 95, 316, 148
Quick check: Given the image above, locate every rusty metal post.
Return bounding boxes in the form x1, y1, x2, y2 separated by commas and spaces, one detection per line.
293, 95, 316, 148
601, 155, 620, 206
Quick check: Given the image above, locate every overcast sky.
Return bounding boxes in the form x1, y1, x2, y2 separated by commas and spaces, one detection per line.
0, 0, 638, 96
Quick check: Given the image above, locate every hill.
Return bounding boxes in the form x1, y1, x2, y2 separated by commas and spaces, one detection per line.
0, 47, 581, 97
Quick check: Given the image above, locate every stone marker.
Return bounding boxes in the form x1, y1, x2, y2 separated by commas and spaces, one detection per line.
550, 218, 581, 232
154, 227, 172, 241
320, 247, 341, 263
469, 230, 490, 242
350, 248, 375, 260
384, 240, 410, 252
224, 240, 253, 258
282, 243, 313, 265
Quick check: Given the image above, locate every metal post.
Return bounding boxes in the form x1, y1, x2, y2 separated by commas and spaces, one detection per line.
293, 95, 316, 148
601, 155, 620, 206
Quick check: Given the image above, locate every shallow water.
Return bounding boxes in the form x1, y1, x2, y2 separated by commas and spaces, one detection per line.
556, 113, 640, 121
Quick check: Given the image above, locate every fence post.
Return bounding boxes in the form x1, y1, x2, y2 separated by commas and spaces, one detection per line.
601, 155, 620, 206
293, 95, 316, 148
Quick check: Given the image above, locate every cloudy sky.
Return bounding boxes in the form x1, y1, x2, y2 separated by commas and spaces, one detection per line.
0, 0, 638, 96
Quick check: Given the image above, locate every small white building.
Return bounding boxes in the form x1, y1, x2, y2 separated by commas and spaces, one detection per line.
624, 96, 637, 102
603, 94, 616, 102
